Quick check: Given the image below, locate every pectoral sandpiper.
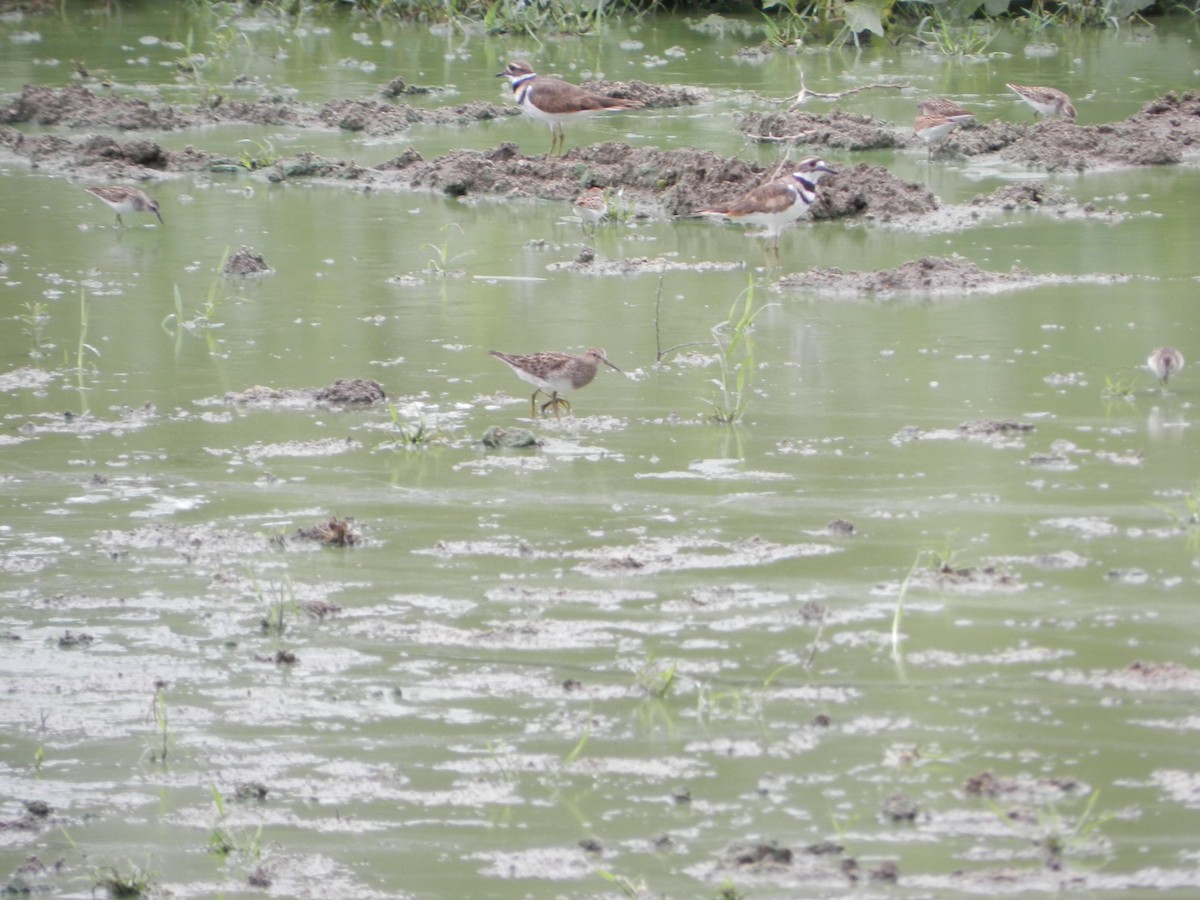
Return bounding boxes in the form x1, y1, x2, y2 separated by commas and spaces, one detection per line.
489, 347, 622, 419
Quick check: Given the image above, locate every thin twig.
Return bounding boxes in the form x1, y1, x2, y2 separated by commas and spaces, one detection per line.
788, 80, 911, 109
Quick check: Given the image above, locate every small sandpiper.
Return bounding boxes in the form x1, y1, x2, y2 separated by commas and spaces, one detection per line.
1006, 83, 1076, 122
697, 156, 837, 262
489, 347, 622, 419
914, 114, 963, 161
85, 186, 163, 227
497, 60, 643, 156
1147, 346, 1184, 389
918, 98, 974, 122
573, 187, 607, 232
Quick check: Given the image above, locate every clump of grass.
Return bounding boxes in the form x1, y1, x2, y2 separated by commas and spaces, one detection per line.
144, 682, 169, 765
1156, 482, 1200, 536
709, 277, 774, 425
992, 791, 1114, 870
208, 785, 264, 861
256, 576, 296, 636
423, 224, 470, 278
595, 868, 647, 898
1100, 373, 1137, 403
380, 404, 439, 450
162, 247, 231, 334
237, 137, 278, 172
18, 300, 51, 358
93, 860, 158, 898
915, 13, 997, 58
635, 655, 677, 699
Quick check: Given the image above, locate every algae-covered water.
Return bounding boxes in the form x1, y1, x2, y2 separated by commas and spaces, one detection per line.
1, 4, 1199, 897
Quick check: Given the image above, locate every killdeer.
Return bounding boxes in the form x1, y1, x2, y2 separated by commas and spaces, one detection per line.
1006, 83, 1076, 122
85, 186, 163, 227
1147, 346, 1184, 389
497, 60, 643, 156
489, 347, 622, 419
696, 157, 837, 261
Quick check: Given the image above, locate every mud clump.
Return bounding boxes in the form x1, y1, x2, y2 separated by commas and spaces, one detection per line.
778, 256, 1032, 296
223, 245, 271, 276
970, 181, 1070, 211
582, 78, 707, 109
0, 84, 185, 130
815, 163, 937, 221
1002, 118, 1182, 171
740, 109, 903, 151
292, 516, 360, 547
313, 378, 386, 404
223, 378, 385, 407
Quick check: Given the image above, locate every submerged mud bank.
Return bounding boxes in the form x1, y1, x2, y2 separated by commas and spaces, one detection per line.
741, 91, 1200, 171
1, 84, 1197, 218
776, 255, 1132, 297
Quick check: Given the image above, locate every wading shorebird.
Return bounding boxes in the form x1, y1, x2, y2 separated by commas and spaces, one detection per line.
489, 347, 622, 419
915, 99, 974, 161
1006, 83, 1076, 122
572, 187, 607, 233
1147, 346, 1184, 389
696, 156, 837, 263
85, 186, 163, 227
497, 60, 643, 156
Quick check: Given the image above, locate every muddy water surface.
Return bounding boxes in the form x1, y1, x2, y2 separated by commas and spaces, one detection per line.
1, 4, 1199, 898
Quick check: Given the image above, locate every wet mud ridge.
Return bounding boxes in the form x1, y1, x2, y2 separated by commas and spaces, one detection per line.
1, 84, 1197, 217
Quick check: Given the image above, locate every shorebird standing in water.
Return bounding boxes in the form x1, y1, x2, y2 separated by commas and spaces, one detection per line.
1006, 83, 1076, 122
489, 347, 623, 419
696, 156, 837, 264
1147, 346, 1184, 390
497, 60, 643, 156
85, 186, 163, 227
914, 98, 974, 162
572, 187, 607, 234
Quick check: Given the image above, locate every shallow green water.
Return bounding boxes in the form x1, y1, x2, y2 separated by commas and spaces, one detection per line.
2, 3, 1200, 898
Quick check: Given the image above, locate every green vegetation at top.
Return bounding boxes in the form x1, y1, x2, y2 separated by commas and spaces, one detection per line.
148, 0, 1200, 45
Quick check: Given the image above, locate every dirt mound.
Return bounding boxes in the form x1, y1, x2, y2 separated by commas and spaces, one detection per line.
0, 84, 188, 130
223, 246, 272, 276
778, 256, 1035, 295
740, 109, 903, 151
815, 162, 937, 221
1001, 119, 1182, 171
583, 79, 707, 109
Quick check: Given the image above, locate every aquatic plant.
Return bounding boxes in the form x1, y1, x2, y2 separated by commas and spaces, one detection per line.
991, 791, 1114, 870
595, 868, 647, 897
652, 272, 707, 363
92, 860, 158, 898
708, 277, 774, 425
148, 683, 169, 764
634, 654, 677, 698
163, 247, 232, 334
256, 575, 297, 636
208, 785, 264, 860
560, 720, 591, 767
73, 287, 99, 376
1157, 482, 1200, 541
18, 300, 51, 359
914, 12, 996, 57
380, 404, 439, 450
423, 223, 470, 278
237, 137, 279, 172
1100, 373, 1137, 403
